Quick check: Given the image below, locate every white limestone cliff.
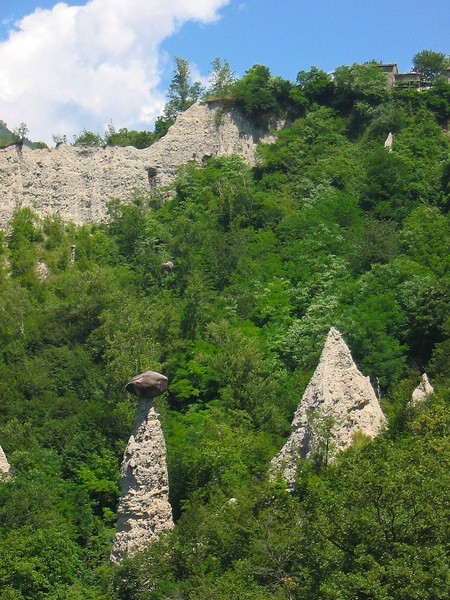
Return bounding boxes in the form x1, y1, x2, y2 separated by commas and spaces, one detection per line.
411, 373, 434, 408
271, 327, 387, 490
110, 371, 173, 564
0, 103, 274, 227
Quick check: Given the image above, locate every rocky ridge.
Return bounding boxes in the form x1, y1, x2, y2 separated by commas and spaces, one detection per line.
271, 327, 387, 490
0, 103, 273, 226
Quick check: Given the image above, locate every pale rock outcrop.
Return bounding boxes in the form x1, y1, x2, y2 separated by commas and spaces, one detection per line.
110, 371, 173, 564
36, 261, 49, 281
411, 373, 434, 407
0, 103, 274, 227
271, 328, 387, 490
0, 445, 13, 480
384, 131, 394, 152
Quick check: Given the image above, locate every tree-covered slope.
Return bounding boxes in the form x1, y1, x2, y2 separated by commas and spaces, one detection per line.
0, 61, 449, 599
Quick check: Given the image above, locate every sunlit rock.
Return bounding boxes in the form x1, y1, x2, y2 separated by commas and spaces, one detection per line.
110, 371, 173, 564
411, 373, 434, 408
0, 445, 13, 481
271, 328, 387, 490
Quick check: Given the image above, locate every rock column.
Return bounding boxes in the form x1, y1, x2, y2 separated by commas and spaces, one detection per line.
271, 328, 387, 490
110, 371, 174, 564
0, 445, 13, 480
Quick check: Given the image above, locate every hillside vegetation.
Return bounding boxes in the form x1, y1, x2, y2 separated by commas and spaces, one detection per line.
0, 59, 449, 599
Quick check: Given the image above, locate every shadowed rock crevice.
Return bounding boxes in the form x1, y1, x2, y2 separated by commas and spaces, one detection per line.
271, 328, 387, 490
110, 371, 174, 564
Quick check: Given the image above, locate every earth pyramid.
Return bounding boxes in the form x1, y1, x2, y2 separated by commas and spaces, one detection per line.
411, 373, 434, 407
0, 444, 13, 480
271, 327, 387, 490
110, 371, 174, 564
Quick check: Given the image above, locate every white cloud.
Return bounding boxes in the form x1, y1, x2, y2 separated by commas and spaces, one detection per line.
0, 0, 229, 143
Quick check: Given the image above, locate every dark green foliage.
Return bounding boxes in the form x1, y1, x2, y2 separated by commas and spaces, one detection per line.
361, 145, 412, 219
164, 57, 203, 120
0, 120, 15, 147
104, 127, 156, 149
412, 49, 450, 82
232, 65, 306, 126
154, 116, 174, 140
296, 66, 335, 106
1, 57, 449, 598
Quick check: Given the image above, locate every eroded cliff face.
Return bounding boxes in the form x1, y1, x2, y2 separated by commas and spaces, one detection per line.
271, 328, 387, 490
0, 103, 273, 226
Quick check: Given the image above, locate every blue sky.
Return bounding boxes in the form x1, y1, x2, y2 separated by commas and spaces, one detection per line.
0, 0, 448, 142
162, 0, 450, 80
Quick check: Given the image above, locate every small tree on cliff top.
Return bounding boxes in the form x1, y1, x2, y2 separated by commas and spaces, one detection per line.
207, 57, 236, 98
412, 50, 450, 82
164, 57, 203, 119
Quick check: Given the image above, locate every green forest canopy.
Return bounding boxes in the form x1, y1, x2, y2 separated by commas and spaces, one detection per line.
0, 55, 449, 598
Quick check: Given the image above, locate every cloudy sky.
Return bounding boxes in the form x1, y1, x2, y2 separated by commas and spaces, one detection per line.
0, 0, 448, 144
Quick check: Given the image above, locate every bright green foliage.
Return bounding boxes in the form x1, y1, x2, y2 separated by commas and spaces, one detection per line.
206, 58, 236, 99
72, 129, 104, 147
412, 49, 450, 82
0, 56, 449, 598
334, 62, 390, 109
232, 64, 279, 123
112, 398, 450, 598
164, 57, 203, 119
232, 65, 306, 126
12, 123, 29, 143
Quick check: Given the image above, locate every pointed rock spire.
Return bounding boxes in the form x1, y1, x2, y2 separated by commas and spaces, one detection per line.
271, 328, 387, 490
0, 445, 13, 481
110, 371, 174, 564
411, 373, 434, 408
384, 131, 394, 152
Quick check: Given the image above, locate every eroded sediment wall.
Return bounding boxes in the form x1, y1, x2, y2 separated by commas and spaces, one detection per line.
0, 103, 272, 226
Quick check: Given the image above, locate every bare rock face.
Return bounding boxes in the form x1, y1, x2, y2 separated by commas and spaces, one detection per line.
411, 373, 434, 407
36, 261, 49, 281
271, 328, 387, 490
0, 445, 13, 480
0, 103, 274, 227
384, 131, 394, 152
110, 371, 173, 564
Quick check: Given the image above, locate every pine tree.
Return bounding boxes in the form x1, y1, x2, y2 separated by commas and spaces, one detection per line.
208, 57, 236, 98
164, 57, 203, 119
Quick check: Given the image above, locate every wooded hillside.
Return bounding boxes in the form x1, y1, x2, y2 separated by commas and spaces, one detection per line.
0, 60, 449, 599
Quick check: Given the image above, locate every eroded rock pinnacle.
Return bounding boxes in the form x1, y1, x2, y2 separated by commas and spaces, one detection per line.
110, 371, 174, 564
271, 328, 387, 490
